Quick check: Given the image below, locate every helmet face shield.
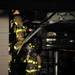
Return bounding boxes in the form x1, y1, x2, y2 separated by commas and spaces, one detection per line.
14, 16, 23, 26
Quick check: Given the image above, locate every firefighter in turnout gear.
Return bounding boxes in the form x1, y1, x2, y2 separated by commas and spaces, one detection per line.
9, 13, 42, 75
14, 28, 42, 75
9, 15, 28, 75
24, 43, 42, 75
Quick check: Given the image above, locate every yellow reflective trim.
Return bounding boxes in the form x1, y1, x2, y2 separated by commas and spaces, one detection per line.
29, 43, 32, 46
29, 45, 33, 48
30, 69, 37, 72
26, 70, 31, 73
33, 61, 36, 64
26, 69, 37, 73
27, 60, 33, 63
16, 29, 23, 33
33, 61, 37, 64
24, 60, 26, 63
27, 59, 38, 64
14, 46, 17, 50
24, 59, 38, 64
38, 65, 41, 68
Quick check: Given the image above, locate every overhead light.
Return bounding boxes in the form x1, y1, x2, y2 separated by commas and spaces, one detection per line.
46, 44, 53, 47
46, 38, 56, 42
49, 20, 55, 24
47, 32, 56, 37
69, 40, 74, 43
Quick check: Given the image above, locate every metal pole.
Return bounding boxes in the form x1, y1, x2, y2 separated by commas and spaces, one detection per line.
54, 51, 58, 75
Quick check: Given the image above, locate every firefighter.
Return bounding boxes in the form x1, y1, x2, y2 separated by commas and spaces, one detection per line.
24, 42, 42, 75
9, 14, 28, 75
10, 11, 42, 75
13, 15, 28, 53
14, 28, 42, 75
